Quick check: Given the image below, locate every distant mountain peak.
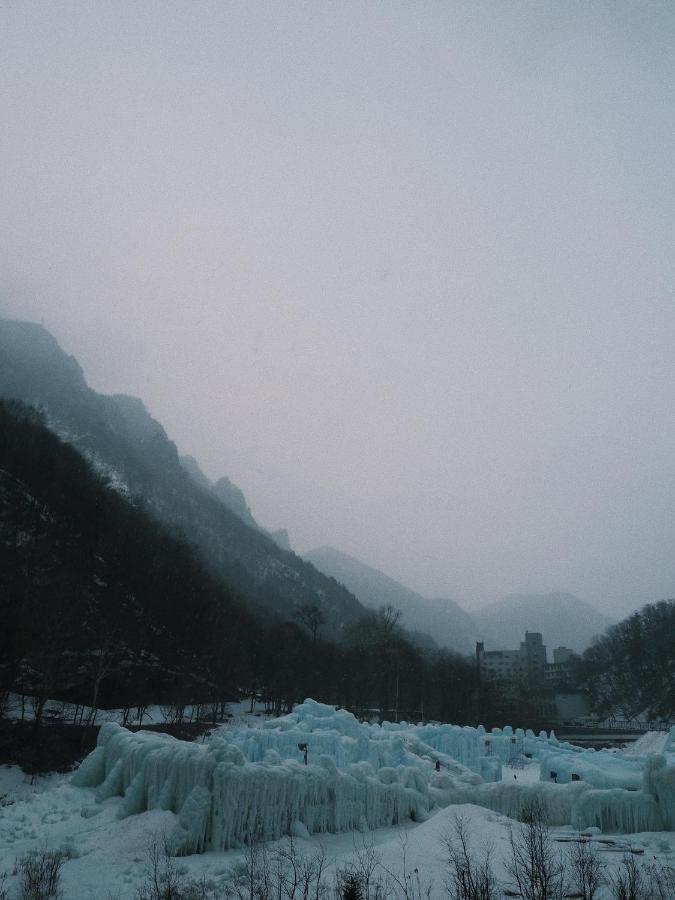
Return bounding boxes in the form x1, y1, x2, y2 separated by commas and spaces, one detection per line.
474, 592, 612, 653
304, 545, 475, 654
179, 455, 287, 540
179, 454, 212, 491
0, 317, 87, 399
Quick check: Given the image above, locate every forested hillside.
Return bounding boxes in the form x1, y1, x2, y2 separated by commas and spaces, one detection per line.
0, 399, 485, 728
0, 318, 365, 638
305, 546, 476, 653
581, 599, 675, 720
0, 399, 258, 719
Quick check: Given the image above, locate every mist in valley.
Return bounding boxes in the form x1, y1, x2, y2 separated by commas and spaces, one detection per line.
1, 2, 674, 619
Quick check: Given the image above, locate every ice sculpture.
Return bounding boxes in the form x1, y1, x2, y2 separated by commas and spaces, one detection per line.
72, 700, 675, 853
73, 719, 431, 853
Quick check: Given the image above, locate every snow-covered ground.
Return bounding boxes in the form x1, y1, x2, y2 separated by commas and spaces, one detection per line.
4, 693, 266, 728
624, 729, 673, 757
0, 766, 63, 805
0, 703, 673, 899
1, 774, 673, 899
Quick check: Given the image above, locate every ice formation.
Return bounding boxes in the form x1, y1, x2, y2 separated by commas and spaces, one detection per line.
460, 726, 675, 834
72, 713, 432, 854
535, 746, 644, 789
624, 727, 674, 757
72, 700, 675, 853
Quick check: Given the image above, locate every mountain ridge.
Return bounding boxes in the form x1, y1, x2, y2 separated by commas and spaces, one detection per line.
305, 547, 612, 656
304, 545, 476, 654
0, 317, 366, 638
179, 453, 291, 549
0, 316, 616, 656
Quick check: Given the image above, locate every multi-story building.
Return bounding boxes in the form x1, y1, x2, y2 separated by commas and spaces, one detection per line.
544, 646, 577, 685
476, 631, 548, 679
520, 631, 547, 672
475, 644, 522, 680
476, 634, 588, 723
553, 646, 574, 664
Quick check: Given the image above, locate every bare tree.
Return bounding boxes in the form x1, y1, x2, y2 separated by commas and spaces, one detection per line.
135, 837, 184, 900
377, 605, 402, 638
222, 836, 272, 900
17, 849, 66, 900
379, 832, 432, 900
296, 602, 326, 645
221, 833, 331, 900
643, 861, 675, 900
273, 834, 329, 899
504, 799, 565, 900
441, 813, 498, 900
160, 702, 186, 726
568, 839, 605, 900
609, 853, 649, 900
335, 833, 389, 900
135, 836, 216, 900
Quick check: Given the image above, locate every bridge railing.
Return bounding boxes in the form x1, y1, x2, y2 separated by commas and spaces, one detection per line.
560, 718, 673, 734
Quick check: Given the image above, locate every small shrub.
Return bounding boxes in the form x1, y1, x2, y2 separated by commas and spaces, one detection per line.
609, 853, 649, 900
339, 872, 365, 900
504, 799, 565, 900
334, 869, 389, 900
17, 849, 66, 900
568, 839, 605, 900
643, 861, 675, 900
135, 837, 217, 900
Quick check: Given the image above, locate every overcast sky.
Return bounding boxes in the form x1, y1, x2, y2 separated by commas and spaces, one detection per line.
2, 2, 674, 616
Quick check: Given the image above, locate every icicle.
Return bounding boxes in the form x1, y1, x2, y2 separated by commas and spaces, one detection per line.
71, 700, 675, 850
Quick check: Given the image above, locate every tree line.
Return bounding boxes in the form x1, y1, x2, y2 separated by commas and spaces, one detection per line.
579, 598, 674, 722
5, 397, 668, 735
0, 399, 496, 730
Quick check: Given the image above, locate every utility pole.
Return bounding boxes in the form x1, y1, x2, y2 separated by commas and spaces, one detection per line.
475, 641, 483, 724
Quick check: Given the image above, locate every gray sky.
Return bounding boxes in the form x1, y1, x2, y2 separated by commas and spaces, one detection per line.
2, 2, 674, 617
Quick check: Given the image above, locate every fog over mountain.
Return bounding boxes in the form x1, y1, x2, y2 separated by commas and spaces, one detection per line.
473, 593, 613, 655
305, 548, 610, 655
2, 3, 674, 618
305, 546, 476, 654
0, 317, 368, 639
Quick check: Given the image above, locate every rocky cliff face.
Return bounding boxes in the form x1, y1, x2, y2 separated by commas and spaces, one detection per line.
0, 317, 364, 638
